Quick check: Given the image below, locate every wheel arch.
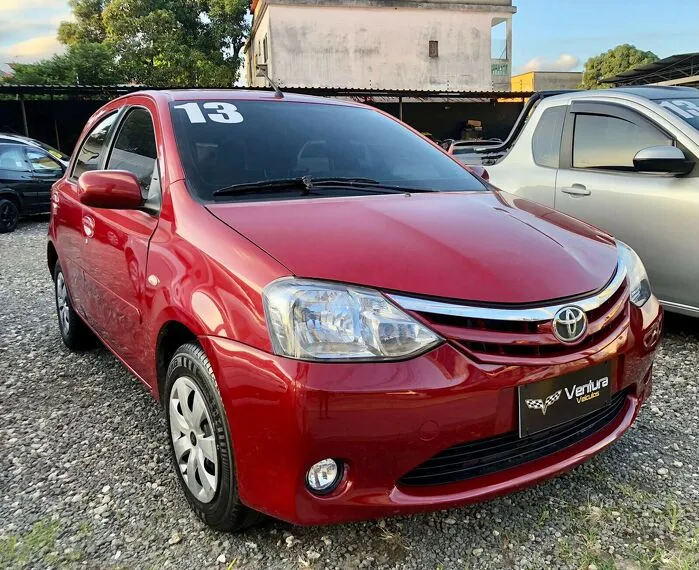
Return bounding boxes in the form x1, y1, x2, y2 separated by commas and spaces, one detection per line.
155, 320, 199, 402
47, 240, 58, 278
0, 188, 21, 208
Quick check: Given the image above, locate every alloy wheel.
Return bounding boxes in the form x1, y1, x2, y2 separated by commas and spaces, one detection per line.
55, 272, 70, 335
169, 376, 219, 503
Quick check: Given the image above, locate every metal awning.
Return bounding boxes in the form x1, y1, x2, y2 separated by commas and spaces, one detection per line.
602, 53, 699, 86
0, 83, 533, 100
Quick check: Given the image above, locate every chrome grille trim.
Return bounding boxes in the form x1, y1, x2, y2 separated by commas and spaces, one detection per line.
388, 263, 627, 322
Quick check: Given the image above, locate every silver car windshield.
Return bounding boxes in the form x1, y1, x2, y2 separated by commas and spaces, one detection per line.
656, 97, 699, 131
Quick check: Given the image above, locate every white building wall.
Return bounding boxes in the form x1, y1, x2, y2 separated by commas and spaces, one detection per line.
247, 0, 514, 91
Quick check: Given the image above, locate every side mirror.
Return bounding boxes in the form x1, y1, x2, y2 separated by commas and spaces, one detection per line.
633, 146, 694, 175
77, 170, 143, 209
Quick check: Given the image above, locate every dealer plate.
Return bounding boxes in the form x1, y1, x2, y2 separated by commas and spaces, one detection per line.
518, 360, 613, 437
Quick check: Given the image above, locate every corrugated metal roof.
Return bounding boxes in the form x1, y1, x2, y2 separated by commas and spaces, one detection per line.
0, 84, 533, 100
602, 52, 699, 85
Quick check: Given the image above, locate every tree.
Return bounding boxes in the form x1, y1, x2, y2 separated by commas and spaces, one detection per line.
1, 0, 249, 87
5, 43, 122, 85
580, 44, 659, 89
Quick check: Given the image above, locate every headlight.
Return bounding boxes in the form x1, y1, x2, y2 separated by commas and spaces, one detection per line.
617, 241, 651, 307
263, 279, 443, 361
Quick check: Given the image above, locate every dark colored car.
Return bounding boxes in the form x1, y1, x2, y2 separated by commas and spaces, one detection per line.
0, 143, 65, 233
49, 90, 662, 531
0, 132, 70, 166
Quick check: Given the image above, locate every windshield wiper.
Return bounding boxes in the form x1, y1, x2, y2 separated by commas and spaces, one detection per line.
212, 176, 435, 198
213, 176, 378, 197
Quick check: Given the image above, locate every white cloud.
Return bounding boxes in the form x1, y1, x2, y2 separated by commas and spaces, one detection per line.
522, 54, 581, 73
0, 35, 66, 64
0, 0, 71, 63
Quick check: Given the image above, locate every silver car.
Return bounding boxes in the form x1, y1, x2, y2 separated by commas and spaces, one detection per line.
485, 86, 699, 317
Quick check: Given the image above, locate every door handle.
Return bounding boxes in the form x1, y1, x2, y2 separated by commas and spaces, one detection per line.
561, 184, 590, 197
82, 215, 95, 238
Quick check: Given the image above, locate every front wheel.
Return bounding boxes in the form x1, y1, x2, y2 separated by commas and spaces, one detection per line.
164, 342, 264, 531
0, 198, 19, 233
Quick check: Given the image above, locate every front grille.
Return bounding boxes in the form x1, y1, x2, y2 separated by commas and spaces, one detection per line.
407, 271, 629, 365
399, 388, 629, 487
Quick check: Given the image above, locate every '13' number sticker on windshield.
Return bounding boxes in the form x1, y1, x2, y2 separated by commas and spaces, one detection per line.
659, 99, 699, 120
173, 102, 244, 124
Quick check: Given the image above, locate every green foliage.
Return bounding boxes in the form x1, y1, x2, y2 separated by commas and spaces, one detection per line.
580, 44, 659, 89
2, 0, 249, 87
5, 43, 122, 85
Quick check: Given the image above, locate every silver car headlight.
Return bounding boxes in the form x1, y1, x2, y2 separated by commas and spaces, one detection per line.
617, 241, 652, 307
263, 279, 443, 361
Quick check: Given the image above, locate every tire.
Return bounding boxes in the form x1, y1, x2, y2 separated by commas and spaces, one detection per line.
164, 342, 264, 531
53, 262, 95, 350
0, 198, 19, 233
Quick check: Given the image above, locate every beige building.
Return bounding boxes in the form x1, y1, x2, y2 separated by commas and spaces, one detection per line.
244, 0, 516, 92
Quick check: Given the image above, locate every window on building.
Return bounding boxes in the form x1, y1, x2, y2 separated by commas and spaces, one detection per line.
263, 36, 268, 63
532, 106, 566, 168
491, 19, 507, 60
429, 41, 438, 58
572, 114, 672, 170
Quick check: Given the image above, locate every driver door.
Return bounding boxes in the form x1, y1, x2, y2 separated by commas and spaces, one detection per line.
80, 104, 161, 377
554, 101, 698, 307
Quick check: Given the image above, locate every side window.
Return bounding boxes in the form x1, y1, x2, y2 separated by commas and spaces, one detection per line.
572, 114, 672, 170
73, 113, 118, 179
532, 106, 566, 168
106, 108, 160, 206
25, 148, 63, 174
0, 145, 29, 172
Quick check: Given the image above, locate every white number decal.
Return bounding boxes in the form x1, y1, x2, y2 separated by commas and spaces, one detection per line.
174, 101, 244, 124
203, 102, 244, 124
659, 100, 699, 119
173, 102, 206, 123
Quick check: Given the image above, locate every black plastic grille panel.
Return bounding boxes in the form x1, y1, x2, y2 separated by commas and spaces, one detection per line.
399, 389, 629, 487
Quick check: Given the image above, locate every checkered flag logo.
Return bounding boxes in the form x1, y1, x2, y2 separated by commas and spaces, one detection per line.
525, 389, 563, 416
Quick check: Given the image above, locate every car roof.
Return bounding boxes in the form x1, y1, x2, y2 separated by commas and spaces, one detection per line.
125, 89, 360, 108
607, 86, 699, 100
542, 85, 698, 105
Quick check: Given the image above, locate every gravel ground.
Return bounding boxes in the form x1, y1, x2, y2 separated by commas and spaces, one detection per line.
1, 220, 697, 570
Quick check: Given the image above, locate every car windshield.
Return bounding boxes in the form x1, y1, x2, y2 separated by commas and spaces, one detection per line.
170, 99, 486, 201
655, 97, 699, 131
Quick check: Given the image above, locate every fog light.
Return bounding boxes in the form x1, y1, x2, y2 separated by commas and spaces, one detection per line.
306, 459, 342, 494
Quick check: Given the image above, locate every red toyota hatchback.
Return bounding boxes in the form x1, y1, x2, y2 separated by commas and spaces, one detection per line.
48, 90, 663, 531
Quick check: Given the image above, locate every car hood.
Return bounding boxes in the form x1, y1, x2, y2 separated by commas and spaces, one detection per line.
206, 191, 618, 304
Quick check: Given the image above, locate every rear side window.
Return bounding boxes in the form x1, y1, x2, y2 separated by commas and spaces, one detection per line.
106, 108, 158, 193
0, 144, 29, 172
572, 114, 671, 170
73, 112, 118, 179
532, 106, 565, 168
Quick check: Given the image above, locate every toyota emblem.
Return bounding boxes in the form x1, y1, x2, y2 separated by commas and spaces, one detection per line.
552, 306, 587, 343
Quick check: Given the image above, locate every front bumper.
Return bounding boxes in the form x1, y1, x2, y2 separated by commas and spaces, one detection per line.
200, 296, 662, 525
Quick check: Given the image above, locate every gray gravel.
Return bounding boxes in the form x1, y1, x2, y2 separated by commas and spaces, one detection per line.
1, 220, 698, 570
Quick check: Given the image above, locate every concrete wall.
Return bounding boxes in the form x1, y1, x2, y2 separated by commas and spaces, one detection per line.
246, 6, 273, 86
248, 0, 514, 91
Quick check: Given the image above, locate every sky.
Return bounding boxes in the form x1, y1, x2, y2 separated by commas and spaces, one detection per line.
512, 0, 699, 73
0, 0, 697, 74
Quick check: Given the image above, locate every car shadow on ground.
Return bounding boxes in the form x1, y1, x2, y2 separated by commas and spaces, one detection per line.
663, 311, 698, 340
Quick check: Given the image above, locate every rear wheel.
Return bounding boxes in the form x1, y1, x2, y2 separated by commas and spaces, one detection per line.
165, 342, 264, 531
0, 198, 19, 233
53, 262, 95, 350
